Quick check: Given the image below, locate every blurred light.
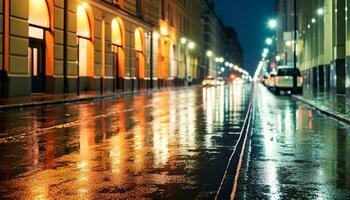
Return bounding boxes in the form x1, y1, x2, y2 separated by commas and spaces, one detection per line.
188, 42, 195, 49
160, 26, 168, 36
221, 67, 225, 72
229, 63, 234, 68
307, 24, 311, 29
180, 37, 187, 44
311, 18, 316, 23
268, 19, 277, 29
263, 48, 269, 54
262, 53, 267, 58
225, 62, 229, 66
285, 40, 292, 47
215, 57, 220, 62
206, 50, 213, 57
266, 38, 273, 45
153, 32, 160, 40
275, 55, 281, 61
317, 8, 324, 15
219, 57, 224, 63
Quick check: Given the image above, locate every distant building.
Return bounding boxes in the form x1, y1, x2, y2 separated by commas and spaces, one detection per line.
201, 0, 244, 77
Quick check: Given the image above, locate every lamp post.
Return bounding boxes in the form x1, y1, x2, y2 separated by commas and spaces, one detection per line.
180, 37, 188, 86
292, 0, 298, 94
206, 50, 213, 77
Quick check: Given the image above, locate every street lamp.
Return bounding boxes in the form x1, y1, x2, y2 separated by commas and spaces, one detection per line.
188, 42, 195, 49
180, 37, 187, 44
317, 8, 324, 16
268, 19, 277, 29
206, 50, 213, 57
206, 50, 213, 77
263, 48, 269, 54
266, 38, 273, 45
181, 38, 195, 86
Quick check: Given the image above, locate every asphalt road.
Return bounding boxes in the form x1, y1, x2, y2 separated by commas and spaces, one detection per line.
0, 82, 251, 199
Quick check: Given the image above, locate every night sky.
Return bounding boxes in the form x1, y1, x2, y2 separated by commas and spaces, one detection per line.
214, 0, 275, 74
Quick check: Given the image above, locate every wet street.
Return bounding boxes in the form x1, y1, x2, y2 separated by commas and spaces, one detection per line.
237, 84, 350, 199
0, 82, 251, 199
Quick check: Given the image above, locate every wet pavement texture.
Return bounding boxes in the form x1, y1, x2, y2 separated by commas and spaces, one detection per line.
0, 83, 251, 199
299, 89, 350, 119
236, 84, 350, 200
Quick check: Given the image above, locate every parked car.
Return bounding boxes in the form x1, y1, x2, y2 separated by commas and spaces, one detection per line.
202, 76, 217, 87
265, 72, 277, 89
273, 66, 303, 94
216, 77, 225, 86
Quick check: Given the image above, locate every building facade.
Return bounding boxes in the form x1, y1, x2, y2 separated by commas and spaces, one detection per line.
202, 0, 244, 78
0, 0, 208, 97
275, 0, 350, 96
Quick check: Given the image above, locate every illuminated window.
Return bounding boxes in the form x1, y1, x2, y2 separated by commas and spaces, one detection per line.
79, 38, 88, 76
134, 28, 144, 52
111, 18, 122, 46
77, 5, 91, 39
29, 0, 50, 28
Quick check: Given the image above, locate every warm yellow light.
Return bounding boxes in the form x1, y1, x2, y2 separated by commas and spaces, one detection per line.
206, 50, 213, 57
77, 4, 91, 38
111, 18, 122, 46
188, 42, 195, 49
135, 28, 144, 52
29, 0, 50, 28
160, 26, 168, 36
153, 32, 160, 40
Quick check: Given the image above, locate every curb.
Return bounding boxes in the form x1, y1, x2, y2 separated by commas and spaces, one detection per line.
291, 95, 350, 125
0, 86, 198, 111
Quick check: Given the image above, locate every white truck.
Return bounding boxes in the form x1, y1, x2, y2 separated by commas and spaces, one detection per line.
273, 66, 303, 95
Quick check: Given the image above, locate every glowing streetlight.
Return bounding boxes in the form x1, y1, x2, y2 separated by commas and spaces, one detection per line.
206, 50, 213, 57
268, 19, 277, 29
188, 42, 195, 49
266, 38, 273, 45
285, 40, 292, 47
263, 48, 269, 54
317, 8, 324, 16
180, 37, 187, 44
311, 18, 316, 23
275, 55, 281, 62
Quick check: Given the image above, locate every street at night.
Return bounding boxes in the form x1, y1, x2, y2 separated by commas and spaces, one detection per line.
2, 0, 350, 199
0, 83, 251, 199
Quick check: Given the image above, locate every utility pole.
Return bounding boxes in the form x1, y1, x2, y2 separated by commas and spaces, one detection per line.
293, 0, 298, 94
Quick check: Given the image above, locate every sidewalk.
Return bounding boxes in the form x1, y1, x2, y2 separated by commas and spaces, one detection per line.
292, 90, 350, 125
0, 87, 180, 110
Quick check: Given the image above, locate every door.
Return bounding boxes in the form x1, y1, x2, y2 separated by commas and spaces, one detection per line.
29, 39, 45, 93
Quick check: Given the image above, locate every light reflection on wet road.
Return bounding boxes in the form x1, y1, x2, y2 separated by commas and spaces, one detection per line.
237, 84, 350, 199
0, 82, 251, 199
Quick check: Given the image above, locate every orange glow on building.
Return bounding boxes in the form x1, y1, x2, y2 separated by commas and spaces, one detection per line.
134, 28, 145, 78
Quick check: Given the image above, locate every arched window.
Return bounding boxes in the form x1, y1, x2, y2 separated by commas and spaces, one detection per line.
134, 28, 144, 53
77, 4, 91, 39
29, 0, 50, 39
29, 0, 50, 28
76, 4, 93, 78
111, 18, 123, 46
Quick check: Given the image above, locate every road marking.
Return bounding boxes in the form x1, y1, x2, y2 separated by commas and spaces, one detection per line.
215, 86, 254, 200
